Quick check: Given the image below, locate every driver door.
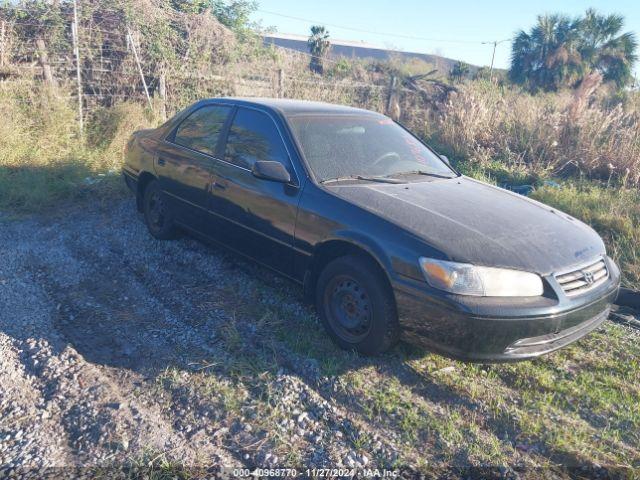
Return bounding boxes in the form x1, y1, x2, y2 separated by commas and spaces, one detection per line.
206, 107, 301, 277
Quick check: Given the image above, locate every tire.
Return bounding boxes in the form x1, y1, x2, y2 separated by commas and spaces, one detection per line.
316, 254, 400, 355
142, 180, 178, 240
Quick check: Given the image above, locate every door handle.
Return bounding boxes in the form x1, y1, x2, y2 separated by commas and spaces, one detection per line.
212, 180, 227, 191
157, 157, 166, 166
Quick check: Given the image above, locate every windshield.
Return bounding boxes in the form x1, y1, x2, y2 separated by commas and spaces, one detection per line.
288, 114, 456, 182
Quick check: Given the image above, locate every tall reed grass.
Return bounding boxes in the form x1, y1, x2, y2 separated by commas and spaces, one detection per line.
432, 81, 640, 186
0, 79, 160, 211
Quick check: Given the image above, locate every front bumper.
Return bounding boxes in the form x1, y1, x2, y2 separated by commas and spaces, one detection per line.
393, 257, 620, 362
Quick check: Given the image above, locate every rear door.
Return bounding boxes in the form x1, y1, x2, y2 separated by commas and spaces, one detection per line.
207, 106, 302, 277
155, 104, 232, 227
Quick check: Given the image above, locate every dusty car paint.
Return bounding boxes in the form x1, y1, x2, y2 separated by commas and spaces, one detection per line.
124, 97, 620, 361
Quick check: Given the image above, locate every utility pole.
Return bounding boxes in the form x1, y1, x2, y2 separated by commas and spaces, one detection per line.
481, 38, 510, 82
489, 41, 497, 77
72, 0, 83, 135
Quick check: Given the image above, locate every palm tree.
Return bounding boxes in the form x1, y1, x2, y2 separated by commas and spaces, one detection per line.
509, 10, 637, 91
307, 25, 330, 74
449, 61, 470, 82
509, 14, 582, 91
577, 9, 638, 88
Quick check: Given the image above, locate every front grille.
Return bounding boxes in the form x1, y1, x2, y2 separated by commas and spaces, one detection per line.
555, 258, 609, 297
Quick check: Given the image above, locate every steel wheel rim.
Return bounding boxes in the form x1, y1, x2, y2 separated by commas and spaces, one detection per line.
326, 274, 372, 343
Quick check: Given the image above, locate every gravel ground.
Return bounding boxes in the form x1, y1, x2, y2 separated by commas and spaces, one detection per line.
0, 199, 405, 477
1, 198, 638, 479
0, 200, 240, 472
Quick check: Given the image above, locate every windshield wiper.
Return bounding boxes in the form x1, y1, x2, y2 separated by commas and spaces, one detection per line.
319, 175, 404, 184
385, 170, 456, 179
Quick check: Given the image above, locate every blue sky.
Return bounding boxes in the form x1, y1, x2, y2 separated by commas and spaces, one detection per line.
251, 0, 640, 76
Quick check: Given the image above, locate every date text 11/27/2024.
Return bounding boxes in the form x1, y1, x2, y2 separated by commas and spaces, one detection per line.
231, 468, 400, 477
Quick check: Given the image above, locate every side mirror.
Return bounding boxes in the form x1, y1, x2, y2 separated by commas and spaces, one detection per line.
252, 160, 291, 183
440, 154, 451, 166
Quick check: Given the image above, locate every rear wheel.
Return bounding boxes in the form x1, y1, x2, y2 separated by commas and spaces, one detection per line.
316, 255, 400, 355
142, 180, 178, 240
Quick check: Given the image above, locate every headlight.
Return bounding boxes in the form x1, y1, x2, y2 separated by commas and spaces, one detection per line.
418, 258, 544, 297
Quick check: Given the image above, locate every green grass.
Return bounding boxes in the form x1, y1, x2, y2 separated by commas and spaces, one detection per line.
341, 324, 639, 472
0, 79, 159, 213
530, 183, 640, 289
414, 324, 639, 466
123, 450, 194, 479
227, 276, 640, 473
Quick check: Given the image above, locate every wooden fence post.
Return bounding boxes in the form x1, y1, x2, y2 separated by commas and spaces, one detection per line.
278, 68, 285, 98
0, 20, 6, 68
386, 75, 401, 120
158, 71, 167, 120
127, 27, 152, 110
36, 38, 56, 88
72, 0, 83, 135
386, 75, 396, 112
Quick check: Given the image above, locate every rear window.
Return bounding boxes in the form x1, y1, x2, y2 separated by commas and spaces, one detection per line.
173, 105, 231, 156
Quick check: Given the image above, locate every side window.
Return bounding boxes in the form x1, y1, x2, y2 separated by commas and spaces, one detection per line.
224, 108, 289, 170
174, 105, 231, 156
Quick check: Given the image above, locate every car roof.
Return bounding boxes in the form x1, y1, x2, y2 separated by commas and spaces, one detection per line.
208, 97, 384, 117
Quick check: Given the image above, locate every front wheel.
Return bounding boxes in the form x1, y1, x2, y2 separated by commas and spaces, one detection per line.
142, 180, 178, 240
316, 255, 400, 355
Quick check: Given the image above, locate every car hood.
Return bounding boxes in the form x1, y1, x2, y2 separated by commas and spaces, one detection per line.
327, 176, 605, 274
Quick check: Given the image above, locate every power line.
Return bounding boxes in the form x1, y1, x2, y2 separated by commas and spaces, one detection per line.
257, 8, 508, 45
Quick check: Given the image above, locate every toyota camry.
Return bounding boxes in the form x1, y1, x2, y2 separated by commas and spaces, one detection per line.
123, 98, 620, 361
